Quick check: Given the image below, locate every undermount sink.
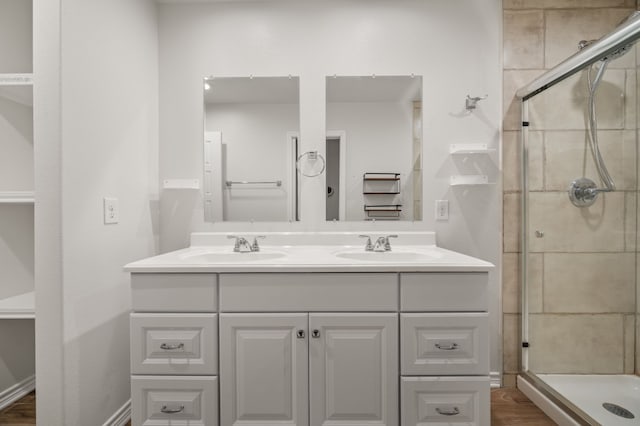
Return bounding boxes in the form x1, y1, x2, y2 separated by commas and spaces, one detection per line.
335, 250, 436, 262
179, 251, 287, 263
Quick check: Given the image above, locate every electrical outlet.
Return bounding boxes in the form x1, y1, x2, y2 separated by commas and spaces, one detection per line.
435, 199, 449, 221
103, 197, 119, 224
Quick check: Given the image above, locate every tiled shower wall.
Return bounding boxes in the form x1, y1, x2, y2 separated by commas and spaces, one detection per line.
502, 0, 639, 387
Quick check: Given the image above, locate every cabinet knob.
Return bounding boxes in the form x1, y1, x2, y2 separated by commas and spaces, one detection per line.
296, 330, 305, 339
312, 329, 321, 338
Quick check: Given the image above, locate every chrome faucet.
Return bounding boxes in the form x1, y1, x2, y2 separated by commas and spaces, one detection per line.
360, 234, 398, 252
227, 235, 266, 252
373, 235, 398, 251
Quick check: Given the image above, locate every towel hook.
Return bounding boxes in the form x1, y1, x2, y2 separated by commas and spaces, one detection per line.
465, 94, 488, 111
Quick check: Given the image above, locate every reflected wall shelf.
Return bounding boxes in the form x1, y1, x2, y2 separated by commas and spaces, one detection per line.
363, 173, 401, 194
0, 74, 33, 86
450, 175, 493, 186
0, 191, 34, 204
0, 291, 34, 319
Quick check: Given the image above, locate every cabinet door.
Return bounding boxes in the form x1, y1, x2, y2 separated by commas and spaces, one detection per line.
309, 313, 398, 426
220, 313, 309, 426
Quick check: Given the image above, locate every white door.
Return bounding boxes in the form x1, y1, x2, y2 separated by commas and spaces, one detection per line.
220, 313, 309, 426
309, 313, 398, 426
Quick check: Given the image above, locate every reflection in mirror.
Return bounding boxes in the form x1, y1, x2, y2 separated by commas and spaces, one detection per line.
325, 76, 422, 221
203, 76, 300, 222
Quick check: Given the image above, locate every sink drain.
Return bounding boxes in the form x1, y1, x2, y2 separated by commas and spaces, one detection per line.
603, 402, 635, 419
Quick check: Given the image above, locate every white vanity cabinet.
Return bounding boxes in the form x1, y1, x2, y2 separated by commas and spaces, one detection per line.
128, 268, 490, 426
400, 273, 490, 426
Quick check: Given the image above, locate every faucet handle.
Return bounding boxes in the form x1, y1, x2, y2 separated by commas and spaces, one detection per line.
227, 234, 245, 252
252, 235, 266, 252
384, 234, 398, 251
359, 235, 373, 251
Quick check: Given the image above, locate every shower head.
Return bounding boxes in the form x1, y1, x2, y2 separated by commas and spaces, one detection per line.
577, 11, 640, 61
578, 38, 633, 61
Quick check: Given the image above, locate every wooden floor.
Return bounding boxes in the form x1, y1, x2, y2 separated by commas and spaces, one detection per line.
0, 388, 554, 425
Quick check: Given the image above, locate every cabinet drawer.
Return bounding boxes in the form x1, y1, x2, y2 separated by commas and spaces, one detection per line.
400, 273, 488, 312
401, 313, 488, 375
131, 273, 216, 312
401, 376, 489, 426
130, 314, 217, 375
131, 375, 218, 426
220, 273, 397, 311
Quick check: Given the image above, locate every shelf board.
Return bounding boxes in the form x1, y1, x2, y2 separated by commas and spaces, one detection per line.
0, 192, 34, 204
450, 143, 495, 155
0, 291, 34, 319
0, 74, 33, 86
450, 175, 494, 186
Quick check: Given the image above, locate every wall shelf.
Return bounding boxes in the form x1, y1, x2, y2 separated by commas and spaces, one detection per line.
450, 175, 493, 186
449, 143, 495, 155
364, 204, 402, 219
0, 292, 34, 319
163, 179, 200, 189
0, 192, 35, 204
363, 173, 401, 194
0, 74, 33, 86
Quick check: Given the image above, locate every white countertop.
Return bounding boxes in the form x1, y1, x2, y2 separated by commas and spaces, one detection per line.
124, 232, 493, 273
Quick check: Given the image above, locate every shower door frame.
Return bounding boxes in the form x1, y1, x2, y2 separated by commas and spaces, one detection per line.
517, 11, 640, 426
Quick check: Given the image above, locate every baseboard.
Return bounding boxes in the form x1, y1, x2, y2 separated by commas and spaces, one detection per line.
490, 371, 501, 388
0, 374, 36, 411
103, 399, 131, 426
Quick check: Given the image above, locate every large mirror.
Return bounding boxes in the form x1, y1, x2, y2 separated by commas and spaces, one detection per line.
203, 76, 300, 222
325, 75, 423, 221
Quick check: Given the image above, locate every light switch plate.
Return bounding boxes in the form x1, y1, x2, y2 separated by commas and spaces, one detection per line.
435, 199, 449, 221
103, 197, 119, 224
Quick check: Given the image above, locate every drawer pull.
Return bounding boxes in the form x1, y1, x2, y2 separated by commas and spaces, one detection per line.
160, 404, 185, 414
312, 329, 321, 338
160, 343, 184, 351
297, 330, 306, 339
434, 342, 459, 351
436, 407, 460, 416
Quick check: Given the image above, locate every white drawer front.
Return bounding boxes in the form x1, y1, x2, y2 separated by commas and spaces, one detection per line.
131, 375, 218, 426
131, 273, 216, 312
401, 377, 489, 426
400, 273, 488, 312
220, 273, 397, 311
401, 313, 488, 375
130, 314, 217, 375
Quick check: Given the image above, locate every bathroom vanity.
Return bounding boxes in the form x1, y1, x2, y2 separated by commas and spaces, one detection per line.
125, 232, 492, 426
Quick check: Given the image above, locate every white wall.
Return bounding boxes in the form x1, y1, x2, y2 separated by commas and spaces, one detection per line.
158, 0, 502, 375
35, 0, 159, 424
327, 101, 413, 221
0, 0, 32, 73
206, 102, 298, 221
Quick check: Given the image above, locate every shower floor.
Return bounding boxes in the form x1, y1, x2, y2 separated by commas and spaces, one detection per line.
537, 374, 640, 426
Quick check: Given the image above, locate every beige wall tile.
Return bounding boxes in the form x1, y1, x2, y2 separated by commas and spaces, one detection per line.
527, 253, 544, 313
543, 253, 635, 313
637, 314, 640, 375
529, 70, 626, 131
504, 10, 544, 69
625, 191, 636, 251
544, 130, 636, 191
504, 193, 522, 252
504, 130, 544, 192
503, 313, 521, 373
504, 70, 546, 131
529, 313, 625, 373
546, 9, 636, 69
625, 69, 637, 130
503, 253, 520, 314
505, 0, 635, 8
502, 374, 518, 387
624, 314, 635, 373
529, 191, 626, 252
